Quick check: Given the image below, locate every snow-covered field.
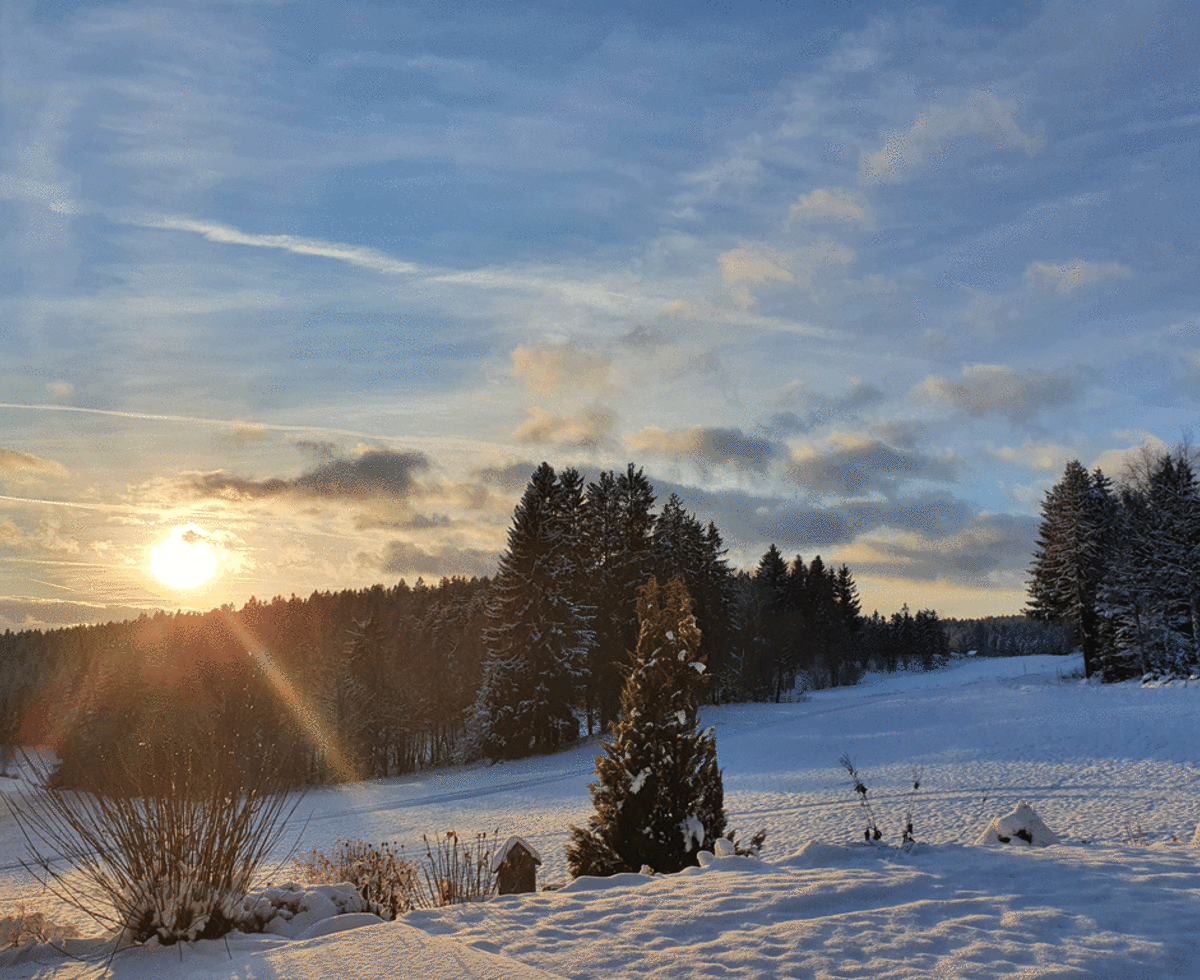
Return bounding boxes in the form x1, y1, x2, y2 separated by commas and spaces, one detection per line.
3, 652, 1200, 978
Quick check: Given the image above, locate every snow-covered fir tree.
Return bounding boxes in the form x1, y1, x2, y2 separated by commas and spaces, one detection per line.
472, 463, 593, 760
566, 576, 726, 877
1098, 451, 1200, 679
1026, 460, 1115, 678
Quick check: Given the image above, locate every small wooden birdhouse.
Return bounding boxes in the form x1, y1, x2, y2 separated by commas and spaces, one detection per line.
492, 836, 542, 895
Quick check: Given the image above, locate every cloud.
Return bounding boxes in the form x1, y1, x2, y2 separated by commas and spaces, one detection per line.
1023, 260, 1132, 296
0, 520, 25, 548
988, 441, 1074, 472
472, 459, 540, 491
718, 241, 855, 307
45, 381, 74, 398
842, 492, 975, 540
766, 380, 885, 435
860, 90, 1042, 185
624, 425, 780, 472
188, 449, 430, 500
142, 217, 422, 276
512, 407, 615, 449
912, 364, 1077, 423
376, 540, 497, 580
217, 424, 272, 447
786, 434, 960, 495
848, 513, 1040, 587
512, 344, 611, 396
790, 187, 872, 226
718, 246, 794, 287
0, 448, 70, 482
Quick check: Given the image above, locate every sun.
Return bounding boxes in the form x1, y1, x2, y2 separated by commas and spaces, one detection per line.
151, 524, 219, 590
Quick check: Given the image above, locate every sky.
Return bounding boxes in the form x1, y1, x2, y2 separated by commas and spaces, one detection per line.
1, 0, 1197, 632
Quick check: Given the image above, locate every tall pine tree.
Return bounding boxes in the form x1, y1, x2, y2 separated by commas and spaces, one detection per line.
566, 577, 726, 876
472, 463, 593, 760
1027, 460, 1114, 678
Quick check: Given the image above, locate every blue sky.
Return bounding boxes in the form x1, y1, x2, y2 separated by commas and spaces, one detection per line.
1, 0, 1197, 630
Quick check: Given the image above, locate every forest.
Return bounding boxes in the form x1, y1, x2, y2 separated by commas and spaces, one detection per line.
1028, 446, 1200, 683
1, 462, 1038, 790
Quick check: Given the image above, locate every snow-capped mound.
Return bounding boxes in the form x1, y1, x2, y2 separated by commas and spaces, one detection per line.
975, 800, 1059, 847
779, 841, 855, 867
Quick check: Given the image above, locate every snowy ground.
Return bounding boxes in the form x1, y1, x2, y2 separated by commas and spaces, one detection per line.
2, 652, 1199, 978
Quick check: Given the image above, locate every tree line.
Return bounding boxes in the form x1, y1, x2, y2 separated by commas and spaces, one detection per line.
1027, 447, 1200, 681
2, 462, 957, 788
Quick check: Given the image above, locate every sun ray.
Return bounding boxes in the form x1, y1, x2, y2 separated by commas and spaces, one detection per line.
219, 612, 361, 785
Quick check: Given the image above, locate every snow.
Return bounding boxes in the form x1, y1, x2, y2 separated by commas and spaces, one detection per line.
3, 652, 1200, 978
491, 836, 542, 871
974, 800, 1060, 847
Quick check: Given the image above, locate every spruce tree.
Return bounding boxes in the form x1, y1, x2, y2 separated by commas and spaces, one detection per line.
1027, 460, 1114, 678
582, 465, 656, 731
566, 577, 726, 877
473, 463, 592, 760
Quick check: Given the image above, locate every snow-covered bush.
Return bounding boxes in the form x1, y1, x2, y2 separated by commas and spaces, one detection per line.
294, 838, 421, 919
7, 738, 303, 946
567, 577, 728, 877
294, 831, 497, 916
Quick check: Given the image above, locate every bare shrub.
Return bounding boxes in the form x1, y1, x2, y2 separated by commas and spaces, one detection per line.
294, 830, 498, 914
7, 738, 304, 946
413, 831, 497, 907
294, 838, 420, 919
838, 754, 881, 842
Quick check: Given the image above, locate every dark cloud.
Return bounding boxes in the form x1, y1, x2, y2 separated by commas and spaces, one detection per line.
377, 541, 498, 580
473, 460, 540, 491
743, 504, 854, 548
843, 493, 975, 539
851, 513, 1040, 586
189, 449, 430, 501
765, 381, 886, 436
626, 425, 781, 472
786, 439, 960, 495
353, 512, 455, 532
913, 365, 1077, 424
619, 325, 670, 351
646, 477, 988, 560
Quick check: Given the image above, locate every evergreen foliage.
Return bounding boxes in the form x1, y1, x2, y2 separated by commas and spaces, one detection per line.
1027, 460, 1114, 678
566, 577, 726, 877
0, 457, 957, 786
582, 465, 657, 732
473, 463, 593, 760
1024, 449, 1200, 682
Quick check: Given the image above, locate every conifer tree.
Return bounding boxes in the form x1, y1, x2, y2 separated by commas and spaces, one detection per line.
1027, 460, 1114, 678
566, 577, 726, 877
753, 545, 793, 701
582, 465, 656, 731
473, 463, 592, 760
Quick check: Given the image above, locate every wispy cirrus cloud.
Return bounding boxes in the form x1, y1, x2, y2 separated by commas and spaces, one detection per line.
860, 89, 1042, 185
1023, 259, 1132, 296
140, 216, 422, 275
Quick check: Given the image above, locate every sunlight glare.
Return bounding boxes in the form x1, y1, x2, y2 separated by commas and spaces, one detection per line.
151, 525, 218, 589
